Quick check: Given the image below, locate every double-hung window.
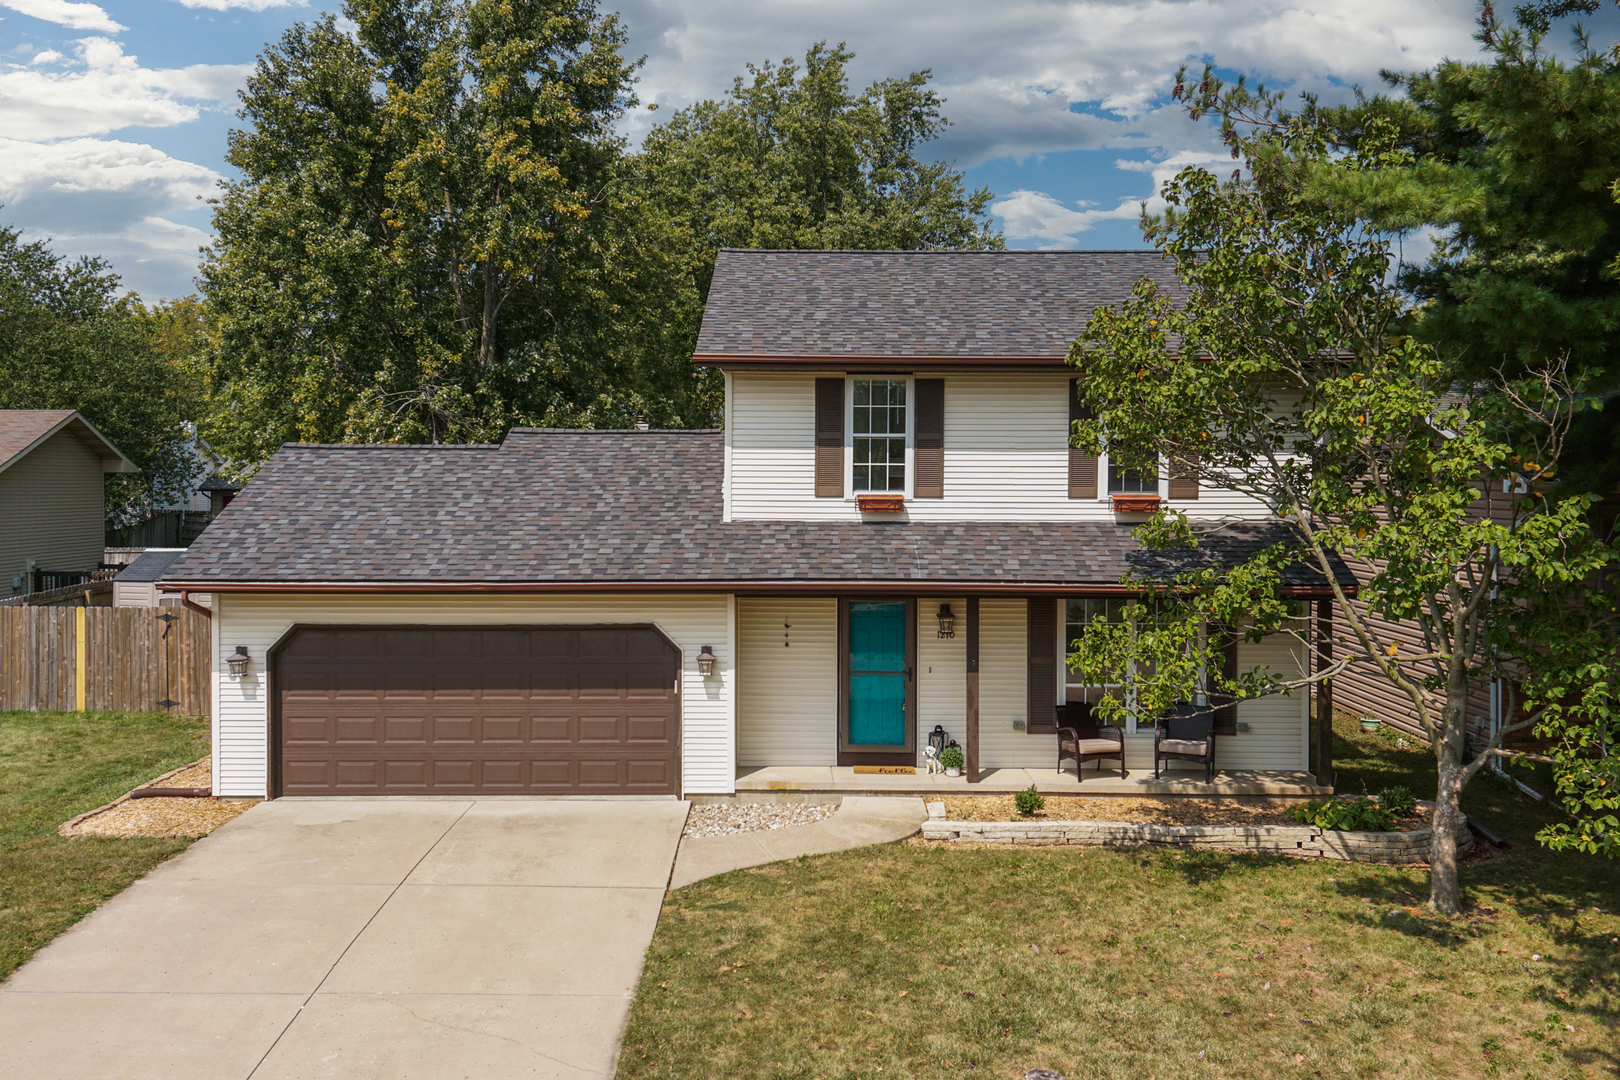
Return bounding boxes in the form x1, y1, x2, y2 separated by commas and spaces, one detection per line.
1107, 461, 1158, 494
852, 379, 907, 492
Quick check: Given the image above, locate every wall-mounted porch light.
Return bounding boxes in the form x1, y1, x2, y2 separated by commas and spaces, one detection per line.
696, 645, 717, 677
936, 603, 956, 639
226, 645, 251, 679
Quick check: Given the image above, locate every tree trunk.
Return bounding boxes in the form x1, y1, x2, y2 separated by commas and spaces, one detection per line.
1428, 683, 1470, 914
1429, 757, 1465, 914
478, 259, 498, 373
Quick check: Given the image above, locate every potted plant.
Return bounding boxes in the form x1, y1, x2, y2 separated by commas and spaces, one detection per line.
1359, 715, 1383, 734
939, 745, 965, 777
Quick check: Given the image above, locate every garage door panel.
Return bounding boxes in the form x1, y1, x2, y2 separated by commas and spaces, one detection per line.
277, 626, 678, 796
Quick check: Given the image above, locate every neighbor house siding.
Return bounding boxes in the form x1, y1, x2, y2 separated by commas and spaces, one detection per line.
212, 592, 735, 798
726, 372, 1273, 521
0, 431, 106, 594
736, 597, 837, 766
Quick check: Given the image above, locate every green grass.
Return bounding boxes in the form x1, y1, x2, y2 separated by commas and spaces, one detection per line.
0, 710, 210, 981
619, 716, 1620, 1080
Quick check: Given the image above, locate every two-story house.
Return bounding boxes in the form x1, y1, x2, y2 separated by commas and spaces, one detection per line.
161, 250, 1350, 800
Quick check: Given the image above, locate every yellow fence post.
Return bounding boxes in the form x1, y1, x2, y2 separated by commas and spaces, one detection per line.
75, 605, 87, 712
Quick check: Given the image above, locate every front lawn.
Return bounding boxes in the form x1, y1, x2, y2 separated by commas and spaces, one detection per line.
620, 718, 1620, 1079
0, 710, 210, 981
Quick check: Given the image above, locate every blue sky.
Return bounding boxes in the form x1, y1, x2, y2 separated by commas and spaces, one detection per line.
0, 1, 1521, 299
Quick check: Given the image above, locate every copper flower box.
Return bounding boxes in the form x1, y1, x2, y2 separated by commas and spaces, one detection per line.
857, 493, 906, 513
1111, 493, 1161, 514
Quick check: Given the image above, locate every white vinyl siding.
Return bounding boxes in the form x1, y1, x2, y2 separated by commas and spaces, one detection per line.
212, 592, 735, 798
727, 372, 1272, 521
736, 598, 837, 766
977, 598, 1048, 769
915, 598, 967, 764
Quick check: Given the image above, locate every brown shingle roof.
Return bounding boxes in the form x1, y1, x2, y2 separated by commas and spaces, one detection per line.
693, 249, 1185, 362
0, 409, 77, 470
160, 429, 1353, 594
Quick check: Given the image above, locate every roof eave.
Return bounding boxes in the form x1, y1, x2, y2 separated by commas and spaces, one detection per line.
0, 411, 140, 477
158, 579, 1354, 599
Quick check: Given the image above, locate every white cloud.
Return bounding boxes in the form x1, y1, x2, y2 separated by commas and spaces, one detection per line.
0, 38, 251, 139
0, 137, 221, 297
992, 150, 1233, 246
1, 0, 123, 32
170, 0, 304, 9
616, 0, 1484, 166
30, 49, 64, 64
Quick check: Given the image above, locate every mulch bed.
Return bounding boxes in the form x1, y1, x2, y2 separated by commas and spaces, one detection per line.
60, 758, 257, 839
942, 794, 1430, 830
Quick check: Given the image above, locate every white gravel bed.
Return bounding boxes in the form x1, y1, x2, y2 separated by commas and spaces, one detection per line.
683, 802, 838, 838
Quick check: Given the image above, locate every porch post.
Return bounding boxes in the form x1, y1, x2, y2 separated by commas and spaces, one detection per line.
1315, 598, 1334, 788
966, 597, 980, 783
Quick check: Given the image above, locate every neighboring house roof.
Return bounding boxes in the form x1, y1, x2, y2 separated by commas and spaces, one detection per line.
199, 472, 243, 493
116, 548, 189, 583
160, 430, 1355, 596
692, 249, 1187, 364
0, 409, 140, 476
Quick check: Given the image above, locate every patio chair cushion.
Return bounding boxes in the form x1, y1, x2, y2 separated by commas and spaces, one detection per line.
1159, 738, 1210, 756
1074, 738, 1120, 754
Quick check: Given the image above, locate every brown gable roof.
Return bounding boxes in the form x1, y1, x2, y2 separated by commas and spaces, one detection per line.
160, 429, 1354, 596
0, 409, 77, 470
693, 249, 1185, 364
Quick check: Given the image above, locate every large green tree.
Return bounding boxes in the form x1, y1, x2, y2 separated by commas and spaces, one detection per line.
1290, 1, 1620, 493
202, 0, 682, 460
0, 225, 206, 522
636, 41, 1003, 306
1066, 114, 1618, 914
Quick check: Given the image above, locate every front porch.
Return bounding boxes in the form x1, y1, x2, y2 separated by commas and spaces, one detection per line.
706, 765, 1330, 803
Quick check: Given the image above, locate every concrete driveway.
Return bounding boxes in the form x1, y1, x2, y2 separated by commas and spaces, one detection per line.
1, 798, 689, 1080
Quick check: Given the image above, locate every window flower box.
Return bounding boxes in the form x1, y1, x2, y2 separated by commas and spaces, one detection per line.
1111, 493, 1161, 513
857, 493, 905, 513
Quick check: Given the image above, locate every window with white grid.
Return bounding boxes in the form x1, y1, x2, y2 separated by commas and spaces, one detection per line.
852, 379, 907, 492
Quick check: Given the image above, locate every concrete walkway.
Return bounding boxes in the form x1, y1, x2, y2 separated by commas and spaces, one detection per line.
669, 796, 926, 889
1, 798, 689, 1080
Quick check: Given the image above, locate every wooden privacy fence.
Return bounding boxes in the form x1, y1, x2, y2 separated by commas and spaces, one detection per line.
0, 606, 211, 716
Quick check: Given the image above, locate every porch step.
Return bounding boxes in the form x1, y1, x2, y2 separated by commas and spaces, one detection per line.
728, 766, 1329, 801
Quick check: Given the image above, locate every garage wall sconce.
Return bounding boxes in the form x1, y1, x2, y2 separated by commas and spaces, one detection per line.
696, 645, 718, 677
226, 646, 251, 678
936, 603, 956, 639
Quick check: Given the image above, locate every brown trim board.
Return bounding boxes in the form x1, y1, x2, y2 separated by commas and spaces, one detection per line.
164, 580, 1353, 599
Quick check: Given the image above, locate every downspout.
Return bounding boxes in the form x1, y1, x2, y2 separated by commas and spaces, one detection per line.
180, 590, 212, 619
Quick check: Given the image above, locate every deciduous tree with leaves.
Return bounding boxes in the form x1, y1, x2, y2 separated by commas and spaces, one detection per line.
1066, 106, 1618, 914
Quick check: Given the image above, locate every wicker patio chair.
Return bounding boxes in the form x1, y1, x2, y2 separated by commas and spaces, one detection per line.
1154, 701, 1217, 781
1056, 701, 1126, 781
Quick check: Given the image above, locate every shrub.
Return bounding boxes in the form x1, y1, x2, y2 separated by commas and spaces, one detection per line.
939, 745, 965, 771
1378, 786, 1417, 820
1287, 797, 1396, 831
1014, 784, 1046, 816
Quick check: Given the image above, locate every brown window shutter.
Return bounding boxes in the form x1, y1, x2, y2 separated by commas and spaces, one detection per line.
1212, 625, 1240, 736
814, 378, 844, 498
1168, 455, 1200, 500
1026, 598, 1058, 734
1068, 379, 1098, 499
914, 378, 944, 498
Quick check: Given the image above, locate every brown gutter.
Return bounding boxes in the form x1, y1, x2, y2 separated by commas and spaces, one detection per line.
179, 590, 212, 619
695, 353, 1072, 368
161, 580, 1354, 600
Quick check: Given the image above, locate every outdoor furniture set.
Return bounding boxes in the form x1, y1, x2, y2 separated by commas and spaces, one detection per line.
1055, 699, 1218, 782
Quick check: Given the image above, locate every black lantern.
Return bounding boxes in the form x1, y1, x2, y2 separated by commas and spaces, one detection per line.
696, 645, 717, 677
226, 645, 250, 678
928, 725, 947, 757
936, 603, 956, 639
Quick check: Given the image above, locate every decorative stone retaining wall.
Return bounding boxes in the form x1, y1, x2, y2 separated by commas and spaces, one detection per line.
920, 802, 1470, 864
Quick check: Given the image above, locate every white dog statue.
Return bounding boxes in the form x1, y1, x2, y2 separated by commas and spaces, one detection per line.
923, 745, 942, 775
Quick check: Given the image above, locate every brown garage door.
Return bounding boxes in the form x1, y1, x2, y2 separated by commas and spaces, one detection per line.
274, 626, 678, 796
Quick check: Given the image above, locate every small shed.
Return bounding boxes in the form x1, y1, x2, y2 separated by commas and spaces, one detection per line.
113, 549, 208, 608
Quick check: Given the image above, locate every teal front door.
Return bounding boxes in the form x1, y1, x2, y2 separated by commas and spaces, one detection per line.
846, 601, 909, 751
